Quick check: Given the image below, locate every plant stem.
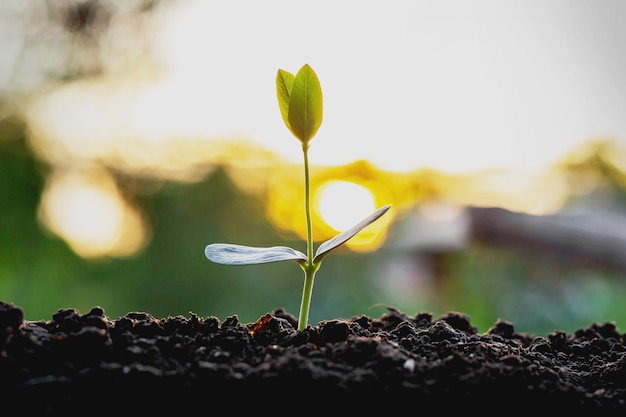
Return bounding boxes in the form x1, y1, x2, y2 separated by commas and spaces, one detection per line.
298, 265, 317, 331
297, 143, 318, 331
302, 143, 314, 263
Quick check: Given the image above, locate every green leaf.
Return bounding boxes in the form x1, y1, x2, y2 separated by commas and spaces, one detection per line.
205, 243, 307, 265
287, 64, 323, 144
313, 205, 391, 263
276, 69, 295, 133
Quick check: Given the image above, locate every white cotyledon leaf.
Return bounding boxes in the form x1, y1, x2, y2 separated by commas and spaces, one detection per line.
205, 243, 307, 265
313, 204, 391, 263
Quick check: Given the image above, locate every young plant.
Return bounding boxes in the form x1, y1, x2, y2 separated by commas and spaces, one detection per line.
205, 64, 391, 331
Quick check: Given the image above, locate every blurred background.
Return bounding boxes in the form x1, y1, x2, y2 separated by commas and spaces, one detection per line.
2, 0, 626, 336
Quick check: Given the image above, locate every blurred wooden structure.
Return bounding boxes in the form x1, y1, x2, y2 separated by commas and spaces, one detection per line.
469, 207, 626, 273
388, 204, 626, 275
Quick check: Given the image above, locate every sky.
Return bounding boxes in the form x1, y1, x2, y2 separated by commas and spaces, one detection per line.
137, 0, 626, 174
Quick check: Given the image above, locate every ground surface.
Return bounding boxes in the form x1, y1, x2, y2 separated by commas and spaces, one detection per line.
1, 300, 626, 413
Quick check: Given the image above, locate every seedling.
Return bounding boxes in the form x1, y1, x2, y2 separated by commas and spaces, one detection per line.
205, 64, 391, 331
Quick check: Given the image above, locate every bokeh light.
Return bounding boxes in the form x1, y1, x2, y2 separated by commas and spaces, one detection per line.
37, 167, 148, 259
317, 180, 376, 232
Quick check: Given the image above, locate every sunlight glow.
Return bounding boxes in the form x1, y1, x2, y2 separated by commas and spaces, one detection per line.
38, 168, 148, 259
25, 78, 221, 182
444, 169, 570, 215
315, 180, 392, 251
317, 181, 376, 232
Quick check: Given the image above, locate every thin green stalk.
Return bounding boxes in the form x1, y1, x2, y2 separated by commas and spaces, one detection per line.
297, 143, 318, 331
298, 266, 317, 331
303, 143, 314, 263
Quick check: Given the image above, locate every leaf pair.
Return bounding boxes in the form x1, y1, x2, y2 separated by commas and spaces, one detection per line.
205, 204, 391, 266
276, 64, 323, 145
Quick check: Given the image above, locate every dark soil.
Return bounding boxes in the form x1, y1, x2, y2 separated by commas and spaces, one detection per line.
2, 300, 626, 413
